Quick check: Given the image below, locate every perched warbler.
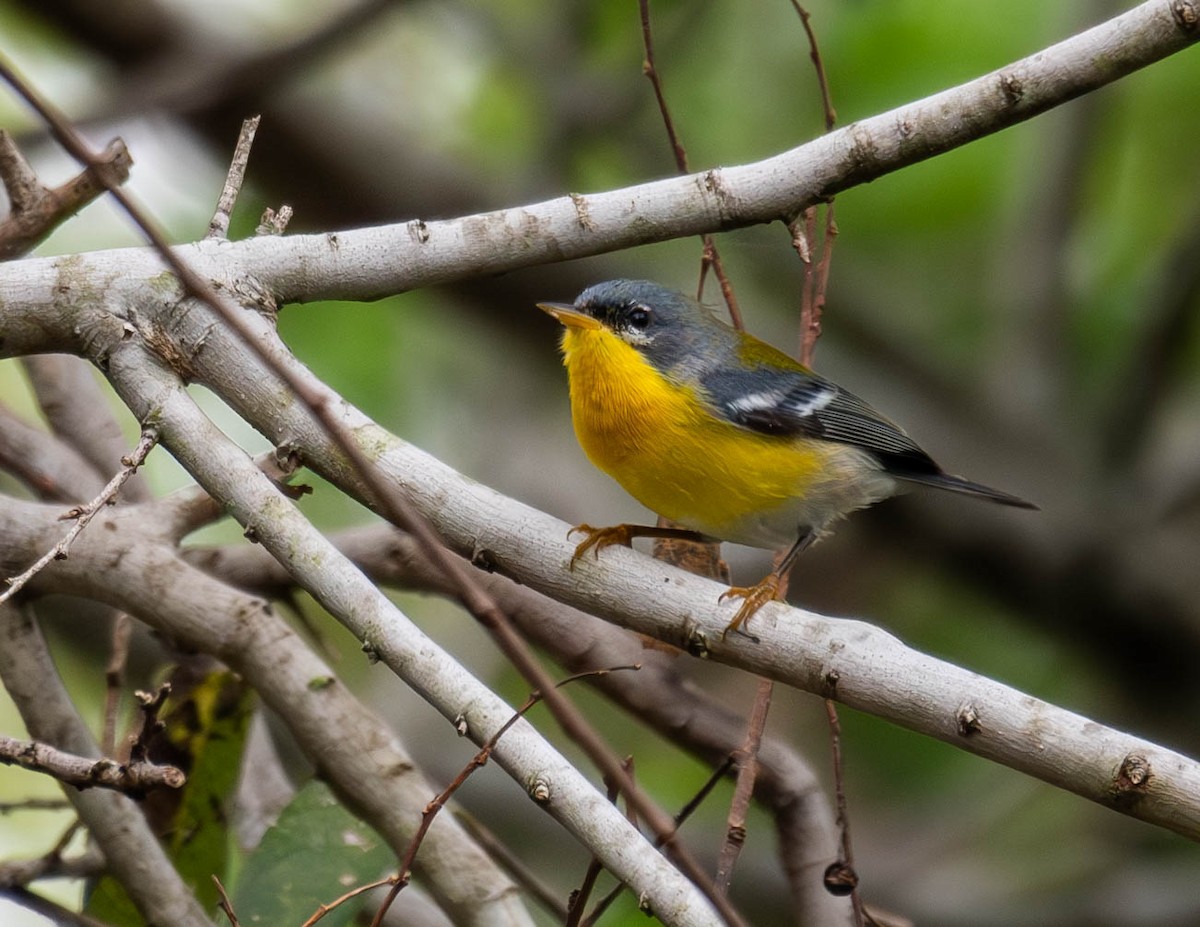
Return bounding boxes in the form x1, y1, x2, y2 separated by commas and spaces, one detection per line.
539, 279, 1036, 635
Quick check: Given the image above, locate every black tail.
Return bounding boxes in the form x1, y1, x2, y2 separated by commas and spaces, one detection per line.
895, 470, 1038, 510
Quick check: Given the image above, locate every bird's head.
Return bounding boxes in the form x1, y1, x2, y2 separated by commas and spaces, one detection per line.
538, 279, 723, 371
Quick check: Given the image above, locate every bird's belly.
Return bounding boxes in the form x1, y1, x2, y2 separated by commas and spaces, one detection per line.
566, 339, 895, 548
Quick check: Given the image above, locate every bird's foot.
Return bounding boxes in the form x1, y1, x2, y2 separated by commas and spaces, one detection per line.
567, 523, 637, 569
719, 574, 782, 640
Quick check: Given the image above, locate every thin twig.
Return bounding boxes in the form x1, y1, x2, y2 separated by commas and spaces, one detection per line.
128, 683, 171, 765
0, 847, 103, 890
0, 428, 157, 604
714, 677, 773, 894
638, 0, 743, 328
790, 2, 838, 131
580, 756, 736, 926
0, 886, 116, 927
0, 798, 71, 814
300, 875, 396, 927
212, 875, 242, 927
787, 2, 840, 368
567, 767, 624, 927
207, 115, 261, 240
368, 666, 640, 927
824, 699, 864, 925
792, 204, 839, 366
454, 812, 570, 920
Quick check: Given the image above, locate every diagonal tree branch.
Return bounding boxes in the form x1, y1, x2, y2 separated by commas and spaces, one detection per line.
121, 292, 1200, 844
93, 345, 728, 927
0, 494, 535, 927
0, 2, 1192, 313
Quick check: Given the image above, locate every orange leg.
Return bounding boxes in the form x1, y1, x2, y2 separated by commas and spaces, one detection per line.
568, 523, 707, 569
719, 530, 817, 639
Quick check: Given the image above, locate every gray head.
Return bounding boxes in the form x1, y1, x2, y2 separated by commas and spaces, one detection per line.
571, 279, 733, 373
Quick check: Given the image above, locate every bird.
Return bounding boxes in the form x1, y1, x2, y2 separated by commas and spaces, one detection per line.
538, 279, 1036, 636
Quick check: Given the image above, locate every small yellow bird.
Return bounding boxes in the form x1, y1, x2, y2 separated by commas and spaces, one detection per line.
539, 280, 1036, 635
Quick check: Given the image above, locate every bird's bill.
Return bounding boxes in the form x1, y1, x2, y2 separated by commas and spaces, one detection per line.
537, 302, 603, 330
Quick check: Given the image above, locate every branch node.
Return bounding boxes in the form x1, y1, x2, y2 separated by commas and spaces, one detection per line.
956, 703, 983, 736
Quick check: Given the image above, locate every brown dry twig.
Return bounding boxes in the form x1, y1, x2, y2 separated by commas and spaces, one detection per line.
368, 665, 641, 927
579, 756, 736, 926
823, 699, 864, 925
638, 0, 743, 328
713, 677, 773, 895
207, 115, 261, 240
101, 614, 133, 756
0, 734, 184, 795
0, 130, 132, 260
212, 875, 242, 927
787, 2, 839, 367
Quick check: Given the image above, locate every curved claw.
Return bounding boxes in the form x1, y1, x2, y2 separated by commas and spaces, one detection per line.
719, 574, 782, 640
567, 523, 636, 570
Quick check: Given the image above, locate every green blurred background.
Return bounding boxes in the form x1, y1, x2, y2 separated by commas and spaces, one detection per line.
2, 0, 1200, 924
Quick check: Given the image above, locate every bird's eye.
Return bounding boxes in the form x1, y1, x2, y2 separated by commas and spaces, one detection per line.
626, 305, 651, 331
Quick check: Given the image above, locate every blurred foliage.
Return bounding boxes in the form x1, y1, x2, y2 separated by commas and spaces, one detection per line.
1, 0, 1199, 925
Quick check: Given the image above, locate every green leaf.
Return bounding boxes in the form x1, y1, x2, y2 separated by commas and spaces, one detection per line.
232, 779, 393, 927
84, 876, 144, 927
164, 671, 255, 911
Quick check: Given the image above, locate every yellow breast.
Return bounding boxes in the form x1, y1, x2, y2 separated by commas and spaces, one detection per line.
560, 327, 884, 548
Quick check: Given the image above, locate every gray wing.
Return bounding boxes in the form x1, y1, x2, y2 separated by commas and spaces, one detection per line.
699, 365, 942, 476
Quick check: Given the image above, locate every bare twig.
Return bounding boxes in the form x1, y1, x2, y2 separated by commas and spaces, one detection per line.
0, 130, 132, 260
823, 699, 864, 925
212, 875, 242, 927
713, 678, 773, 895
790, 2, 838, 131
566, 770, 622, 927
0, 734, 184, 795
0, 428, 157, 604
638, 0, 742, 328
580, 757, 735, 926
787, 3, 840, 368
454, 812, 569, 920
369, 666, 640, 927
0, 847, 103, 890
128, 682, 171, 765
21, 355, 153, 503
207, 115, 261, 240
0, 798, 71, 814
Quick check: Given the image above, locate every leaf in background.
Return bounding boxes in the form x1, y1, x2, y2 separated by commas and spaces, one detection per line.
231, 778, 393, 927
162, 671, 255, 911
83, 669, 254, 925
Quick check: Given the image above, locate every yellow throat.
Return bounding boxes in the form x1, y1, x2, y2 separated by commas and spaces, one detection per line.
559, 326, 836, 545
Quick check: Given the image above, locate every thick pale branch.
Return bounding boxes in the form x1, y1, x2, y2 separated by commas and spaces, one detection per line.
0, 603, 214, 927
185, 525, 855, 926
222, 0, 1200, 301
149, 299, 1200, 843
0, 2, 1193, 313
0, 496, 534, 927
95, 346, 726, 927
